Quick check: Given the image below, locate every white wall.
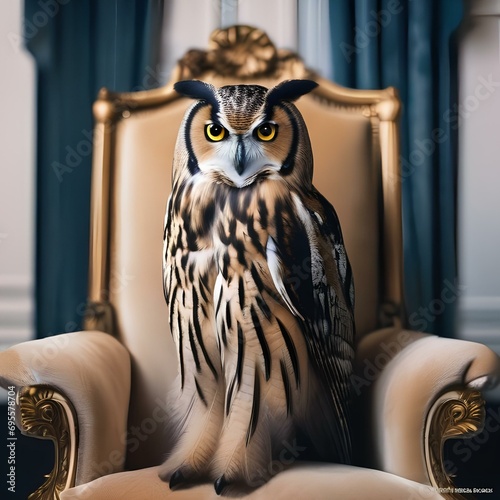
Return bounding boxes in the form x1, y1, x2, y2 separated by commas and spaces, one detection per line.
457, 0, 500, 353
160, 0, 221, 81
159, 0, 299, 82
0, 2, 36, 348
237, 0, 297, 51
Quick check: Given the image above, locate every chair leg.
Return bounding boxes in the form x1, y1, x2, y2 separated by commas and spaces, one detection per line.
424, 389, 485, 500
16, 384, 79, 500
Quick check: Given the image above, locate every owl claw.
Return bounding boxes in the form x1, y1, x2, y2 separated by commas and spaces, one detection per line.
169, 469, 186, 490
214, 475, 229, 495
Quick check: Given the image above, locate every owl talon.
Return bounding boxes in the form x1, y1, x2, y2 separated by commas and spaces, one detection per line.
169, 469, 186, 490
214, 475, 229, 495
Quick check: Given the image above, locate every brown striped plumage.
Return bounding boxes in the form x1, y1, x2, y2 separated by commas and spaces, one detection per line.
160, 80, 355, 494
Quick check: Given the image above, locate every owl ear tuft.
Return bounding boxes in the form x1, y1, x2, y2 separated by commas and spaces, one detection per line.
174, 80, 218, 105
266, 80, 318, 109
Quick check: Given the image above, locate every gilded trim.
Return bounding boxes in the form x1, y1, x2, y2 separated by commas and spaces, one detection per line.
17, 385, 79, 499
84, 101, 114, 333
424, 389, 485, 500
84, 300, 114, 334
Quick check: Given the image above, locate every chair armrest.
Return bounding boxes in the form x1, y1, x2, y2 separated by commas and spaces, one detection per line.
0, 331, 131, 488
354, 328, 500, 489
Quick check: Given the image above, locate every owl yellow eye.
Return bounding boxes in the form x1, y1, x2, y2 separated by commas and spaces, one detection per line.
255, 123, 278, 142
205, 123, 227, 142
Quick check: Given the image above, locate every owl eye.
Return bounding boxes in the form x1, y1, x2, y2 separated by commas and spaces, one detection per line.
205, 123, 227, 142
255, 123, 278, 142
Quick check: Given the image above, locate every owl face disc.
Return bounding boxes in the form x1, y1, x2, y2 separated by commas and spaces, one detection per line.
174, 79, 318, 189
188, 104, 295, 187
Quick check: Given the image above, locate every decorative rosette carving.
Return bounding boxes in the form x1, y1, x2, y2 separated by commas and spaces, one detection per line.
207, 25, 278, 77
175, 25, 308, 81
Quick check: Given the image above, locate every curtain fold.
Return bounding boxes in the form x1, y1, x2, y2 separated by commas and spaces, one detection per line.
25, 0, 164, 337
328, 0, 463, 336
329, 0, 355, 86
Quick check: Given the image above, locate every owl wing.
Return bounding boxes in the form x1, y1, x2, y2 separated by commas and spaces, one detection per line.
163, 189, 220, 389
267, 188, 355, 463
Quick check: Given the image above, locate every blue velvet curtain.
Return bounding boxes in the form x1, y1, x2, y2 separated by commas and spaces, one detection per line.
329, 0, 463, 336
25, 0, 164, 337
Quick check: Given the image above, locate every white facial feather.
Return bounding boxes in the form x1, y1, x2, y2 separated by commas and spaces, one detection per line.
198, 133, 281, 187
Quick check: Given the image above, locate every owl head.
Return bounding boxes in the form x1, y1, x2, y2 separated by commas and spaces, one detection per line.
173, 79, 318, 189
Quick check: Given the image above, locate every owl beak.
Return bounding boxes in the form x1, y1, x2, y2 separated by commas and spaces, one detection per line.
235, 138, 246, 175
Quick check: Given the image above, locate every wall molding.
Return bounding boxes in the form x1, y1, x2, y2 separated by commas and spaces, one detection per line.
457, 5, 500, 367
458, 296, 500, 352
464, 0, 500, 17
0, 275, 33, 348
1, 2, 36, 353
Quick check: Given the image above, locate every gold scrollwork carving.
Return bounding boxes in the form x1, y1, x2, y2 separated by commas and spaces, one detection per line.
84, 300, 115, 334
17, 385, 78, 499
208, 25, 278, 77
175, 25, 307, 81
424, 389, 485, 500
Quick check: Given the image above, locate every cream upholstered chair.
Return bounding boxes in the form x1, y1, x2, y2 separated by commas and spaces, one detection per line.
1, 26, 499, 500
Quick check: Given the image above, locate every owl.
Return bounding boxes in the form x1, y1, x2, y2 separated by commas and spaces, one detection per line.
160, 79, 355, 494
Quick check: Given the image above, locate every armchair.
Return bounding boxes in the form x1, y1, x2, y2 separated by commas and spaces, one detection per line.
1, 26, 498, 500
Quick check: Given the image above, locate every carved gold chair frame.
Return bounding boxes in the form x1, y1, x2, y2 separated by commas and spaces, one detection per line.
17, 26, 486, 500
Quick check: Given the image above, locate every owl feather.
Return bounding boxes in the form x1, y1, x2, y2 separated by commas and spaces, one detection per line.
160, 79, 355, 494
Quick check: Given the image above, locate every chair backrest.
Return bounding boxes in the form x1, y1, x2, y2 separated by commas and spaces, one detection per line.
84, 26, 402, 469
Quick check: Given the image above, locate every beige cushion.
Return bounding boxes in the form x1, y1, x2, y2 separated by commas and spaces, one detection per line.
110, 101, 185, 468
355, 328, 500, 484
0, 331, 131, 485
3, 328, 498, 492
60, 464, 442, 500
